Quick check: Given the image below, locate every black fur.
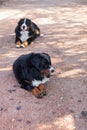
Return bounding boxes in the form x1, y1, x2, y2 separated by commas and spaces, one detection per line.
13, 53, 54, 91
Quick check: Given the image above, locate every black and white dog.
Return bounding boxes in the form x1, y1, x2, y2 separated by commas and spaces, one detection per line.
13, 53, 54, 98
15, 18, 40, 48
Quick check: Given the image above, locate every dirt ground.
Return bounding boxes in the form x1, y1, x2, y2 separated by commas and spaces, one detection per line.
0, 0, 87, 130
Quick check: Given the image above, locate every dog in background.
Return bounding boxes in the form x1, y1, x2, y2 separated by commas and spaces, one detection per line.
15, 18, 40, 48
13, 53, 54, 98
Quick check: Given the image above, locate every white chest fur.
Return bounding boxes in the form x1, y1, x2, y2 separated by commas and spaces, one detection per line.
20, 31, 29, 42
32, 77, 50, 87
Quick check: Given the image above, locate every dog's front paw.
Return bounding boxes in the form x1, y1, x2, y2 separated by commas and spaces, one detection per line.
32, 87, 44, 98
38, 84, 47, 96
16, 41, 21, 48
21, 41, 28, 48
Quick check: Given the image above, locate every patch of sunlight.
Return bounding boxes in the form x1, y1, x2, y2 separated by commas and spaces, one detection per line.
37, 114, 76, 130
65, 42, 87, 47
0, 34, 3, 38
37, 124, 52, 130
0, 9, 25, 20
36, 17, 57, 25
72, 14, 87, 24
65, 49, 86, 55
4, 53, 16, 58
36, 8, 54, 14
54, 114, 76, 130
65, 41, 73, 45
0, 66, 12, 71
78, 38, 87, 43
59, 68, 86, 78
52, 58, 63, 64
0, 33, 14, 38
78, 58, 87, 62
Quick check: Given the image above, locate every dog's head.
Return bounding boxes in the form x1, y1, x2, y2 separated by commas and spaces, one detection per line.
29, 53, 54, 78
18, 18, 34, 31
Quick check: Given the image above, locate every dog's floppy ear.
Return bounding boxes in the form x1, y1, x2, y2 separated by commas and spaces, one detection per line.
15, 19, 22, 32
30, 22, 35, 31
15, 25, 20, 37
15, 25, 19, 31
40, 53, 51, 63
18, 18, 23, 26
31, 58, 40, 69
30, 56, 41, 71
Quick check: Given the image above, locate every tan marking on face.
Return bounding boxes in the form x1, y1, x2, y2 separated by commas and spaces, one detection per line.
27, 26, 30, 31
41, 69, 50, 76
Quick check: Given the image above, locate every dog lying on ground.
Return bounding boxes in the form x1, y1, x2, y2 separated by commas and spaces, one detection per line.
13, 53, 54, 98
15, 18, 40, 48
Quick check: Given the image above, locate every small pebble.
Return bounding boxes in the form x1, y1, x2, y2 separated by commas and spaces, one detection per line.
16, 106, 22, 110
81, 111, 87, 119
0, 107, 3, 111
13, 85, 17, 88
9, 98, 14, 100
71, 97, 73, 99
17, 119, 22, 122
40, 34, 44, 37
26, 120, 31, 124
78, 99, 82, 102
12, 118, 15, 122
70, 109, 75, 113
8, 89, 16, 93
60, 97, 63, 100
57, 104, 61, 107
74, 114, 79, 120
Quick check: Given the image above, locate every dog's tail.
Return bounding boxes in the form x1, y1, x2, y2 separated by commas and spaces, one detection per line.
40, 33, 44, 37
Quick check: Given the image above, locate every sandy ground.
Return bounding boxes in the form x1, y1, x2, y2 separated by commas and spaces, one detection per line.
0, 0, 87, 130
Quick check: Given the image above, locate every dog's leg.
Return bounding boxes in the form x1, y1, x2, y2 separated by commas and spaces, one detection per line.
21, 41, 28, 48
16, 41, 21, 48
32, 22, 40, 36
15, 36, 22, 48
38, 84, 47, 96
21, 38, 32, 47
35, 29, 40, 35
32, 87, 44, 98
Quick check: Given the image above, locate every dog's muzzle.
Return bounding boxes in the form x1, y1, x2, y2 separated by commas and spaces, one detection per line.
41, 66, 54, 77
21, 24, 27, 31
49, 66, 54, 75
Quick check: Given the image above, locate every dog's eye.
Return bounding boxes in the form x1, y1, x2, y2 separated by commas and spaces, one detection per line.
44, 64, 49, 69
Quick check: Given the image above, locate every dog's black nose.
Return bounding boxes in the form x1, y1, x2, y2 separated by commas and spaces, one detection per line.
51, 69, 54, 73
22, 25, 25, 29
